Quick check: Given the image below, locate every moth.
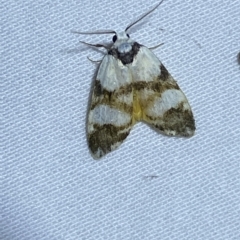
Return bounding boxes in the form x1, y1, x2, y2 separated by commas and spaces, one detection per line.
74, 0, 195, 159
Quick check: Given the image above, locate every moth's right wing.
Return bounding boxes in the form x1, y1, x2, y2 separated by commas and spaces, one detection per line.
87, 55, 133, 159
131, 46, 195, 137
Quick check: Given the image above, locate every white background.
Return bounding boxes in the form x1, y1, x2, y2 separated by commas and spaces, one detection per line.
2, 0, 240, 239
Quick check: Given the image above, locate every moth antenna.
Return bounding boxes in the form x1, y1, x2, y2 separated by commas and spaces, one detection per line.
72, 30, 116, 35
79, 40, 109, 50
125, 0, 164, 33
148, 42, 164, 50
87, 56, 101, 63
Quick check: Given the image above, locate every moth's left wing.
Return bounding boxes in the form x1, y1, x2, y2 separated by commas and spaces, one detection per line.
131, 46, 195, 136
88, 54, 134, 159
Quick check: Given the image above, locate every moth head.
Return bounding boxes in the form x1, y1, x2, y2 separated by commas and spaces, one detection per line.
111, 32, 134, 53
112, 32, 130, 43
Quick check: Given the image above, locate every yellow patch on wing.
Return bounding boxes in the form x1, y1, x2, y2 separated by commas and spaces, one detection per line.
133, 89, 142, 122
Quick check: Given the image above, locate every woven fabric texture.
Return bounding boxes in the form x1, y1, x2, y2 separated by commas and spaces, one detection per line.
2, 0, 240, 239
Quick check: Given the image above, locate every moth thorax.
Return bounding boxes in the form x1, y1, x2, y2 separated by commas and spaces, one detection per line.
118, 42, 132, 53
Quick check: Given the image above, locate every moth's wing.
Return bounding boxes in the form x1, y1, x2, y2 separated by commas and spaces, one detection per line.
131, 46, 195, 136
88, 55, 133, 159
